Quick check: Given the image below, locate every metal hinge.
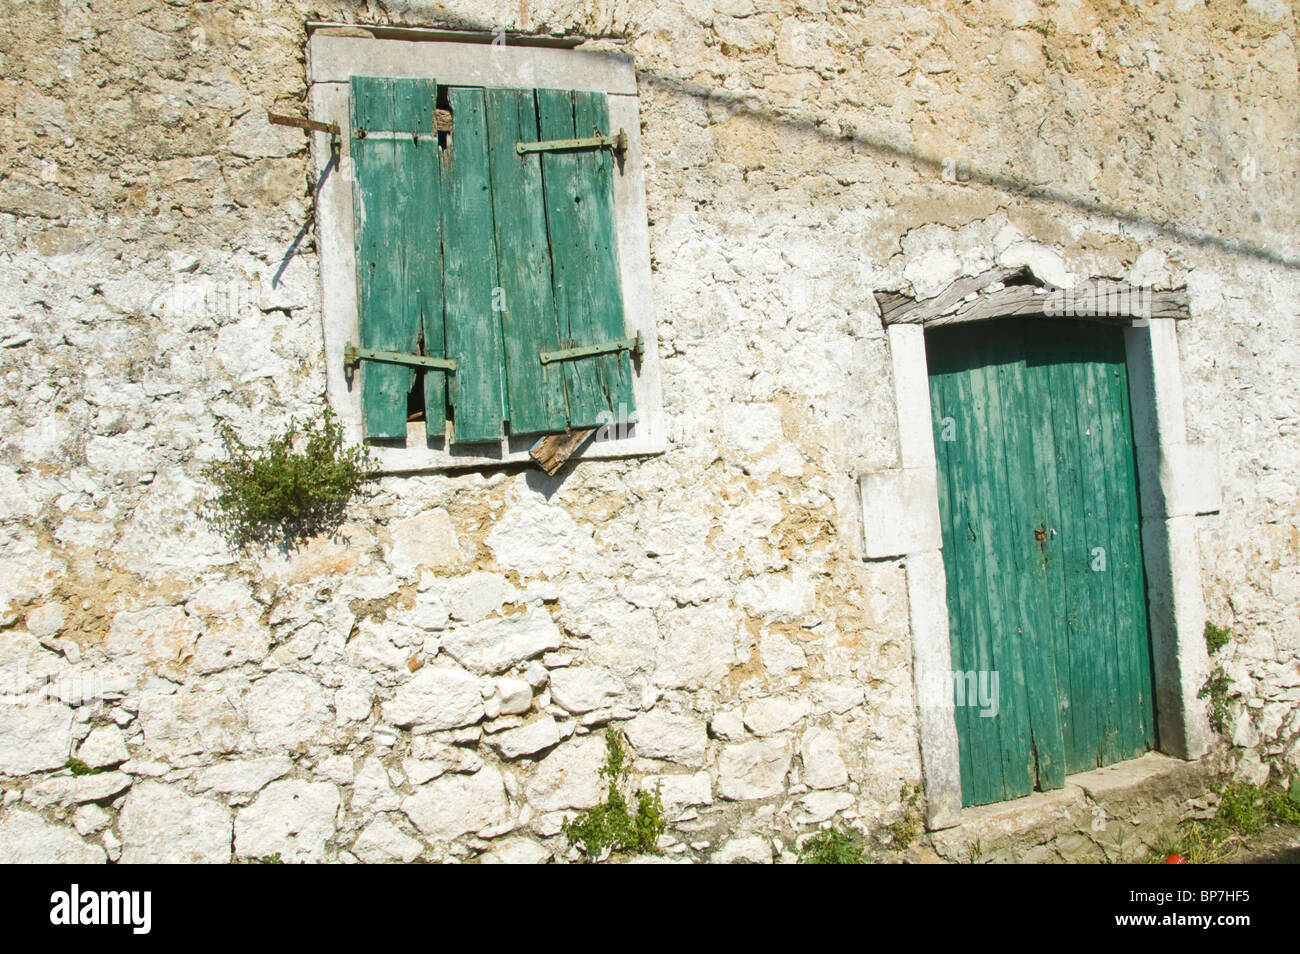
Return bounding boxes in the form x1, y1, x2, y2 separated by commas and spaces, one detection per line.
539, 332, 642, 365
268, 111, 341, 153
516, 128, 628, 157
344, 344, 457, 379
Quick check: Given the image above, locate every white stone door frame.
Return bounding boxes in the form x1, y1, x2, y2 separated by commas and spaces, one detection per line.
861, 271, 1221, 828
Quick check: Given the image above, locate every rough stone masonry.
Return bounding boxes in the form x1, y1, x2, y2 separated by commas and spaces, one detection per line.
0, 0, 1296, 863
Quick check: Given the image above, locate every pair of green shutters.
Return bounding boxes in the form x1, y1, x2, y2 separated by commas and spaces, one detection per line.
350, 75, 637, 443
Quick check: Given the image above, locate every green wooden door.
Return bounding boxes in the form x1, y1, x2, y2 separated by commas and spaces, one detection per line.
927, 319, 1157, 808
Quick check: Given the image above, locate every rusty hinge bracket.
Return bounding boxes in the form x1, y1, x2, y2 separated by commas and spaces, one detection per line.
344, 344, 457, 380
268, 111, 341, 153
516, 128, 627, 157
539, 332, 642, 365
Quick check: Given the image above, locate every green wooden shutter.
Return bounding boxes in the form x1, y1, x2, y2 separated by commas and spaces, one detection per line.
442, 87, 506, 443
484, 88, 568, 435
351, 80, 638, 445
535, 89, 637, 429
349, 76, 446, 441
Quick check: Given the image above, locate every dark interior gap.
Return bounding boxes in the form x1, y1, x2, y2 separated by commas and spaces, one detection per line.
408, 325, 426, 423
436, 85, 451, 151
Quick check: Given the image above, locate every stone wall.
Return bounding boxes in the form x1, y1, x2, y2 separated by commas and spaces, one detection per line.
0, 0, 1295, 862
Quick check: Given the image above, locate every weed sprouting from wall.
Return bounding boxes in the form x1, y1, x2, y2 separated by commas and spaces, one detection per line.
1199, 621, 1236, 736
205, 407, 374, 549
1205, 620, 1232, 656
798, 826, 870, 864
562, 728, 665, 861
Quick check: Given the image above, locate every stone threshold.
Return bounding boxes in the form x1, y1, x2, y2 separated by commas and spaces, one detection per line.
929, 752, 1222, 863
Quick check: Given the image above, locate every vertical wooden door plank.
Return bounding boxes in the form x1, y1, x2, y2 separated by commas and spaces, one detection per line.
929, 327, 1008, 806
1070, 334, 1124, 768
484, 87, 568, 435
929, 349, 978, 806
1044, 341, 1100, 774
350, 75, 444, 440
970, 335, 1035, 801
1113, 345, 1159, 752
1093, 331, 1155, 757
1081, 337, 1127, 767
1020, 324, 1073, 792
442, 86, 506, 444
1000, 321, 1067, 793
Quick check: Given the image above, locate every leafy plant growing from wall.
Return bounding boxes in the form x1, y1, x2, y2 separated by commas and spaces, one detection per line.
562, 728, 665, 861
887, 781, 924, 848
1199, 621, 1235, 736
205, 408, 374, 549
798, 826, 870, 864
1205, 620, 1232, 656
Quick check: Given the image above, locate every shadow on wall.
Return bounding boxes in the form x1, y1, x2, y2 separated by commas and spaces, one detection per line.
323, 3, 1299, 272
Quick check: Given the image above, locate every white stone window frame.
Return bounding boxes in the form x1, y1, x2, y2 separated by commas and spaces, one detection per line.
861, 271, 1222, 828
306, 29, 665, 472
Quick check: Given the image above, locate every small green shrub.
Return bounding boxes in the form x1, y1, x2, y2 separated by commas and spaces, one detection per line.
1205, 621, 1232, 656
1215, 780, 1267, 835
798, 826, 869, 864
562, 729, 665, 860
1198, 664, 1233, 735
65, 757, 100, 777
205, 408, 374, 548
1152, 778, 1300, 863
1262, 780, 1300, 825
887, 782, 924, 848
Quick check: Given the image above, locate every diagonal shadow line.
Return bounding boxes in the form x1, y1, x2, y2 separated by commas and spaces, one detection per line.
273, 147, 335, 287
309, 11, 1300, 271
637, 70, 1300, 271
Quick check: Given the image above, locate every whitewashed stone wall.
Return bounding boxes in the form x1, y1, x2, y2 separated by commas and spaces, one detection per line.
0, 0, 1296, 863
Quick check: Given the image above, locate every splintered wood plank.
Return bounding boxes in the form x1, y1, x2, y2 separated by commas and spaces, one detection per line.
349, 75, 444, 440
529, 427, 595, 475
537, 88, 637, 429
442, 86, 506, 444
484, 87, 568, 436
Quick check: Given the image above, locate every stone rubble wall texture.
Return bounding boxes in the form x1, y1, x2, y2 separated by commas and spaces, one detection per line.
0, 0, 1296, 863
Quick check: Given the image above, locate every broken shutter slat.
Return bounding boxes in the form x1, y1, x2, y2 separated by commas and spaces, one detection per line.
536, 89, 637, 429
485, 87, 569, 436
442, 87, 506, 444
349, 75, 446, 440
